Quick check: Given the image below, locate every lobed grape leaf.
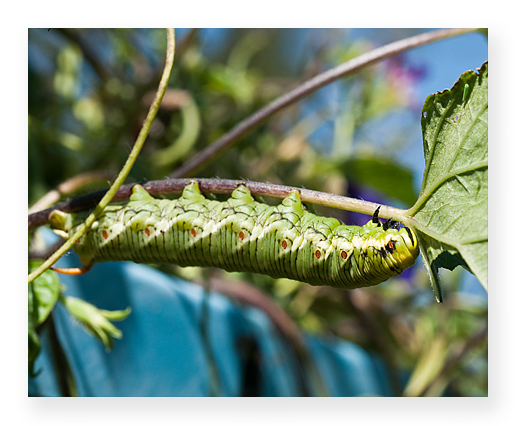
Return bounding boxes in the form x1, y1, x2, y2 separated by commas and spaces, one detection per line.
408, 61, 488, 302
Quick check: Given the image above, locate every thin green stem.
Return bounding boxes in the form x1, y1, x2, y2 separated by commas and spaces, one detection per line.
28, 29, 176, 284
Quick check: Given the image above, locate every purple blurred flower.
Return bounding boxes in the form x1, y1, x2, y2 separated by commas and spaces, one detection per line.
385, 55, 426, 110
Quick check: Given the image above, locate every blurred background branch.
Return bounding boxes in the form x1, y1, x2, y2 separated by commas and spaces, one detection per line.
28, 28, 487, 396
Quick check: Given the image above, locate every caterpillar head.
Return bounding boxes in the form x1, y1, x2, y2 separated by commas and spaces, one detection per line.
327, 221, 419, 290
399, 226, 419, 263
378, 225, 419, 273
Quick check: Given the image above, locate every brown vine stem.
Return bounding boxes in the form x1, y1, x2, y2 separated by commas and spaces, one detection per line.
28, 29, 176, 284
169, 28, 480, 178
28, 178, 408, 233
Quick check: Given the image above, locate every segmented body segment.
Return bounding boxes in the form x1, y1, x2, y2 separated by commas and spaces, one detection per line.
50, 181, 419, 290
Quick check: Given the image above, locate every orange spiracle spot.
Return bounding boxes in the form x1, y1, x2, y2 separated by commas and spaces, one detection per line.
191, 228, 197, 237
281, 240, 288, 249
315, 249, 321, 259
102, 230, 108, 239
145, 228, 151, 236
239, 231, 245, 240
388, 241, 394, 250
341, 251, 348, 259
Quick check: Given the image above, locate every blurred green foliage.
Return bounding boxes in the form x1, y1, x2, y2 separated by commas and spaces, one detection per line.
28, 28, 487, 396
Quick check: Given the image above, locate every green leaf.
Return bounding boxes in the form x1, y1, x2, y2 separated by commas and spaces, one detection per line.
28, 282, 40, 375
60, 295, 131, 351
408, 62, 488, 301
29, 260, 61, 325
28, 260, 61, 373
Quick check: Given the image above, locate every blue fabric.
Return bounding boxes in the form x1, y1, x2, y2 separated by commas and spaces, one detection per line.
29, 232, 396, 397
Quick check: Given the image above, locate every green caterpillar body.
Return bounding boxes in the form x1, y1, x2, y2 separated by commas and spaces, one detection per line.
50, 181, 419, 290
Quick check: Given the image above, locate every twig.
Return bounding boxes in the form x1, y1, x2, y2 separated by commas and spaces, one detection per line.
28, 177, 408, 231
28, 171, 114, 214
57, 29, 111, 83
169, 28, 479, 178
28, 29, 176, 284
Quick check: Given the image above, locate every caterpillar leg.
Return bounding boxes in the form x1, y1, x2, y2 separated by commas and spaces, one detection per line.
51, 263, 93, 275
382, 218, 401, 231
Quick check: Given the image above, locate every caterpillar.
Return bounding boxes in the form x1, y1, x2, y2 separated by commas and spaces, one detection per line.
49, 181, 419, 290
